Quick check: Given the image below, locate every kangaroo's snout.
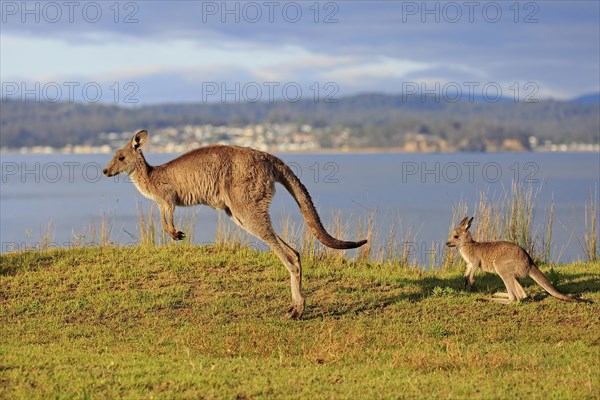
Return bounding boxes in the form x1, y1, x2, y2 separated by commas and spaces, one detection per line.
446, 241, 454, 247
103, 168, 108, 176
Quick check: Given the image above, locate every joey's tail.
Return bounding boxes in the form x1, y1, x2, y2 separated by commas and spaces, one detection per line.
272, 157, 367, 250
529, 265, 588, 302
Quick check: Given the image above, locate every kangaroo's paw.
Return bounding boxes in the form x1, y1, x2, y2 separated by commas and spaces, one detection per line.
171, 231, 186, 241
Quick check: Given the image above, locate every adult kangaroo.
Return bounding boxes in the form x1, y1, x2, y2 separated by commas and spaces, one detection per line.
103, 130, 367, 319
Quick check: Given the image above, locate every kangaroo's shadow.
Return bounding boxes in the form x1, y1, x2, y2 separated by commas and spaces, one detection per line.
307, 293, 408, 319
0, 252, 57, 276
304, 275, 465, 320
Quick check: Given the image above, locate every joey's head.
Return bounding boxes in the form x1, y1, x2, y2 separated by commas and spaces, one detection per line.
103, 130, 148, 177
446, 216, 474, 248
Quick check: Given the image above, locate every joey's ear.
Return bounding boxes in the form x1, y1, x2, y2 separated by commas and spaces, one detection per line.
458, 216, 469, 228
466, 217, 474, 230
131, 130, 148, 150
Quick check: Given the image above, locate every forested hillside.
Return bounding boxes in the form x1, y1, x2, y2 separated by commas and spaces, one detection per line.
1, 94, 598, 149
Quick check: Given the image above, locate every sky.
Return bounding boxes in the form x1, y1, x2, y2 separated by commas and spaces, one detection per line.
1, 1, 599, 104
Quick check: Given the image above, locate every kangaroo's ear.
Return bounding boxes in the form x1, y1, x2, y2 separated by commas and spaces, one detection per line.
131, 130, 148, 150
466, 217, 474, 230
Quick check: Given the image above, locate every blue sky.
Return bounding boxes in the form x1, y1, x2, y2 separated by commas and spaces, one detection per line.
1, 1, 599, 104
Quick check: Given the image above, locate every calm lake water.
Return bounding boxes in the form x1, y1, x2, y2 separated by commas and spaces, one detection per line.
1, 152, 598, 265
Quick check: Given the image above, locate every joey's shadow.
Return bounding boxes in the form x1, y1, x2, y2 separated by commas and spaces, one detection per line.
411, 271, 600, 302
304, 270, 599, 319
523, 272, 600, 297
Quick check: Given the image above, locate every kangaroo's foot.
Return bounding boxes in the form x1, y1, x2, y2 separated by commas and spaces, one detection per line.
287, 300, 305, 320
493, 292, 510, 298
170, 230, 186, 241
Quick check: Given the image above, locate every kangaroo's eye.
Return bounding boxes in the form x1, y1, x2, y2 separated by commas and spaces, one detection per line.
454, 235, 459, 239
118, 156, 125, 161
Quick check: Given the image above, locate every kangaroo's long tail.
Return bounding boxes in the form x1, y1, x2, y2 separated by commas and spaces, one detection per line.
529, 265, 589, 302
272, 156, 367, 250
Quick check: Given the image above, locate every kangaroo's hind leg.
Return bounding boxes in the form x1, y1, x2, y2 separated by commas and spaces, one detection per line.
275, 236, 304, 317
229, 205, 305, 319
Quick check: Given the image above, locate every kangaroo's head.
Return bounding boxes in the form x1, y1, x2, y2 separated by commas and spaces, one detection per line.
446, 216, 474, 248
103, 130, 148, 177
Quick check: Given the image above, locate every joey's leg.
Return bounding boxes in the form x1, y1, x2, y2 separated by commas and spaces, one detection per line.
158, 202, 185, 241
513, 279, 528, 300
495, 272, 519, 303
464, 262, 478, 290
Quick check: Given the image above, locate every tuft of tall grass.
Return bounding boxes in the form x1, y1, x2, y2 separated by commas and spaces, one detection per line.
373, 216, 416, 267
354, 210, 376, 262
583, 188, 598, 262
76, 210, 114, 247
474, 190, 502, 242
504, 181, 538, 257
137, 201, 164, 247
542, 199, 554, 264
22, 223, 54, 252
397, 222, 417, 268
442, 199, 467, 270
40, 222, 55, 251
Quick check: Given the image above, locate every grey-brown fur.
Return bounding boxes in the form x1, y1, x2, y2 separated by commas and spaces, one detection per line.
446, 216, 585, 303
103, 130, 367, 319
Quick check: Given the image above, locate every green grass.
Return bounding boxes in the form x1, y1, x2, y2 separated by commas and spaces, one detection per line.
1, 245, 599, 399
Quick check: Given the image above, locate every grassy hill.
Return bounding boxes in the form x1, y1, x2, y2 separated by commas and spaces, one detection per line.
1, 245, 599, 399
